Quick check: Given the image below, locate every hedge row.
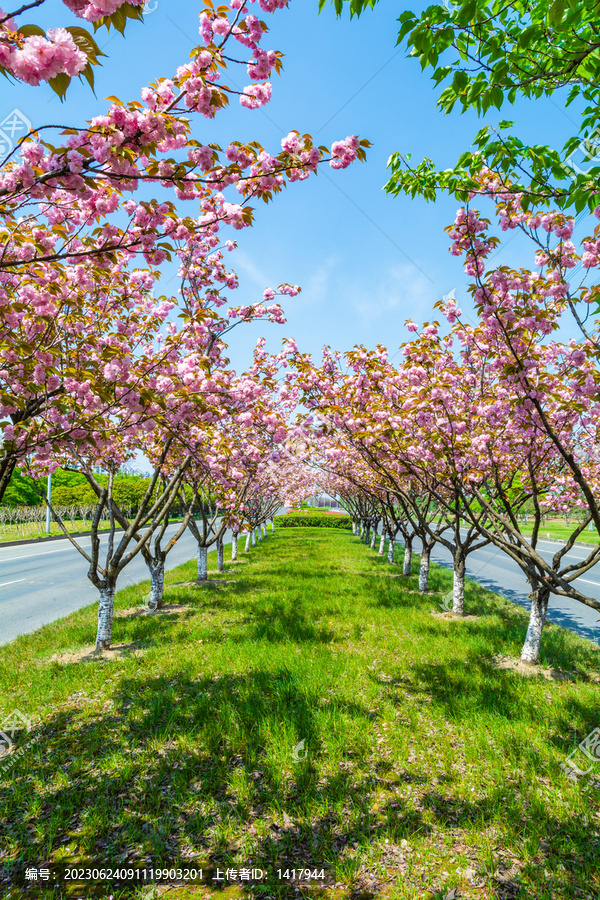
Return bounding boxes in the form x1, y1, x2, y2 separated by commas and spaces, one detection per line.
274, 514, 352, 530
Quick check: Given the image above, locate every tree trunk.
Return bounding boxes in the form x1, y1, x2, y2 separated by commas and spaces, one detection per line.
378, 532, 386, 555
95, 583, 116, 651
521, 584, 550, 666
403, 537, 413, 576
148, 558, 165, 610
271, 519, 275, 532
231, 531, 238, 561
388, 537, 395, 564
370, 529, 377, 550
252, 528, 257, 546
245, 532, 251, 552
197, 545, 208, 582
0, 454, 18, 508
418, 545, 431, 592
452, 550, 466, 617
365, 527, 371, 545
217, 537, 224, 572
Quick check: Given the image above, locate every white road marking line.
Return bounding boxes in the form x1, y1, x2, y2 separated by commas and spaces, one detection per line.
538, 550, 588, 560
0, 578, 26, 587
0, 546, 79, 562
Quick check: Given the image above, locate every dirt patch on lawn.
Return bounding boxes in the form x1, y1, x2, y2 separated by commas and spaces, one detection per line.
492, 654, 577, 681
431, 610, 480, 621
115, 603, 196, 618
173, 578, 236, 589
48, 641, 149, 665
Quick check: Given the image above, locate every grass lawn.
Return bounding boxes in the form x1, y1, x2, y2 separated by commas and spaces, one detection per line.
430, 517, 600, 546
523, 521, 600, 545
1, 528, 600, 899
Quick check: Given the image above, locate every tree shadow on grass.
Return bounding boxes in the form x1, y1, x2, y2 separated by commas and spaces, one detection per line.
1, 669, 375, 898
4, 534, 597, 899
1, 665, 595, 900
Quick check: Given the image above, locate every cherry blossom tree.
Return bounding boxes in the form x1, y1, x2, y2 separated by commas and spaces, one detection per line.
1, 0, 369, 503
0, 1, 145, 94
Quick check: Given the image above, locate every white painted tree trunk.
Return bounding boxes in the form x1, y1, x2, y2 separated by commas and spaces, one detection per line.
262, 524, 267, 538
378, 533, 386, 555
245, 532, 251, 552
418, 546, 431, 591
521, 586, 550, 665
271, 519, 275, 532
352, 522, 356, 535
231, 531, 238, 561
388, 537, 395, 564
95, 584, 116, 651
452, 552, 466, 616
148, 559, 165, 610
403, 539, 413, 576
217, 538, 224, 572
252, 528, 257, 547
370, 529, 377, 550
197, 545, 208, 582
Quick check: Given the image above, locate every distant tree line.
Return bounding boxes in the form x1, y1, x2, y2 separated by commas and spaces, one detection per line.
1, 468, 153, 513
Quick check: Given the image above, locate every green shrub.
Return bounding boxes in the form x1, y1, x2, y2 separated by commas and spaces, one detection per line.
0, 469, 42, 506
274, 513, 351, 530
50, 485, 97, 507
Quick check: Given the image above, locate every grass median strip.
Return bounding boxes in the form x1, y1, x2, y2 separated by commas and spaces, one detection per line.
1, 528, 600, 899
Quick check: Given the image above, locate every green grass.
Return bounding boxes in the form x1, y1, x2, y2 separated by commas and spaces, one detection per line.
1, 529, 600, 900
432, 517, 600, 546
523, 520, 600, 545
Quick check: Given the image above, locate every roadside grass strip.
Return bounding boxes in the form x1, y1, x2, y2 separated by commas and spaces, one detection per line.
1, 528, 600, 899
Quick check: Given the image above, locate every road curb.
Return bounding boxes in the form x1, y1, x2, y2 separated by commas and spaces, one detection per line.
0, 528, 126, 549
537, 537, 599, 550
1, 519, 186, 550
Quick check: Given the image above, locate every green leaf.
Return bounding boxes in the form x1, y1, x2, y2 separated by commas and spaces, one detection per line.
79, 61, 96, 93
16, 24, 46, 38
65, 26, 106, 64
548, 0, 565, 26
48, 73, 71, 101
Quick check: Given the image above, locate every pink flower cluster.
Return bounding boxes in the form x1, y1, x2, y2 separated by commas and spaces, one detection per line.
2, 27, 87, 85
62, 0, 144, 22
240, 82, 272, 109
247, 48, 277, 79
330, 136, 360, 169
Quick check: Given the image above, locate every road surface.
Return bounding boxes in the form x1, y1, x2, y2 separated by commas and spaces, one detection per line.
412, 533, 600, 647
0, 523, 236, 646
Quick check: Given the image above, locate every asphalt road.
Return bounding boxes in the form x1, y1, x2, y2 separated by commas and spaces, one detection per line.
0, 522, 236, 646
412, 533, 600, 647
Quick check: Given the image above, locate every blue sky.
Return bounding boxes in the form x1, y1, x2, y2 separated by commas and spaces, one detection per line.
2, 0, 587, 370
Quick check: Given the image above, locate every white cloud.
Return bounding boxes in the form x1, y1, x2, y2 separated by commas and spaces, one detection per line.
233, 249, 273, 289
351, 264, 439, 322
303, 256, 338, 305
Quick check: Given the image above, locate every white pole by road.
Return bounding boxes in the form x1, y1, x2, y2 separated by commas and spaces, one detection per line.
45, 472, 52, 534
